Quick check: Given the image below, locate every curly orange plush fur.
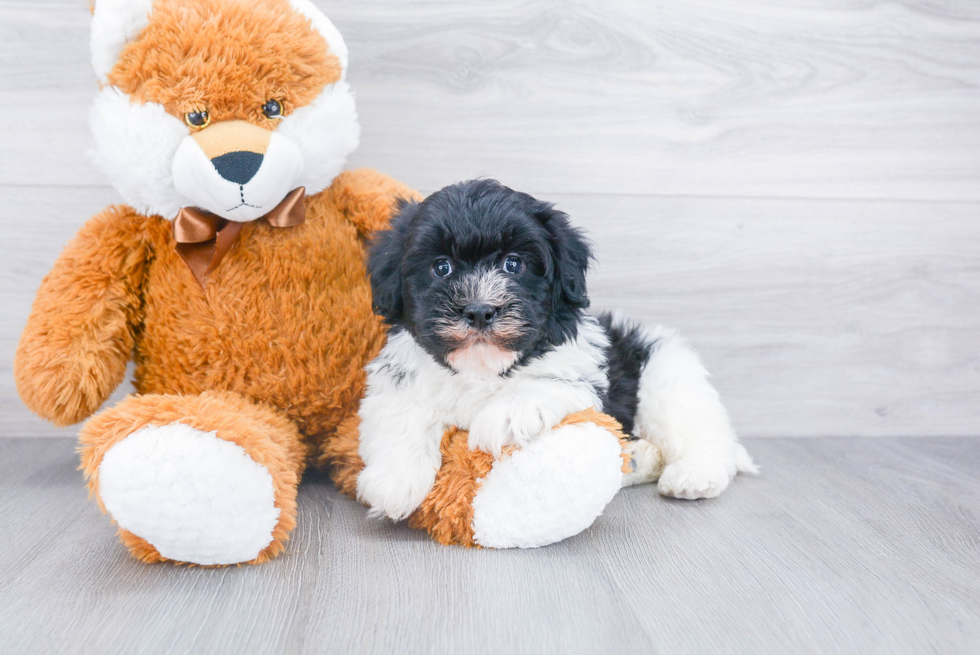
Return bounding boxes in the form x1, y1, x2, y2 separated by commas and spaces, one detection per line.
14, 0, 420, 565
16, 169, 418, 563
107, 0, 341, 125
16, 170, 417, 436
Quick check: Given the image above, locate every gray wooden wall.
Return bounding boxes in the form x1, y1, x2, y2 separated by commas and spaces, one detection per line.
1, 0, 978, 438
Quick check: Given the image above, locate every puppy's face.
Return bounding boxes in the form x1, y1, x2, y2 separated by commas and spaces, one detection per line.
369, 180, 592, 375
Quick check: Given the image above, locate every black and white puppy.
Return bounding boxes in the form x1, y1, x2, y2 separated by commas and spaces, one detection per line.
356, 179, 756, 521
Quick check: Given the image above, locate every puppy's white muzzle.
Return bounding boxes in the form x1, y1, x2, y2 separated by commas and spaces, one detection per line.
172, 120, 304, 222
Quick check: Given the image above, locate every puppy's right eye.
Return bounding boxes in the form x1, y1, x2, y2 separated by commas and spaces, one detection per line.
433, 258, 453, 278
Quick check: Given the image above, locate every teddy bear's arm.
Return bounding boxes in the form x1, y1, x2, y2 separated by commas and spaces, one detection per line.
328, 168, 423, 237
14, 205, 151, 427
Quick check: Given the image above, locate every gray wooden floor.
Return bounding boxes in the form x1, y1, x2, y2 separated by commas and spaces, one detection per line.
1, 437, 978, 655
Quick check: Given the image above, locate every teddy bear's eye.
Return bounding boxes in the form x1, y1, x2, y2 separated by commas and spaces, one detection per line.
184, 110, 210, 129
262, 99, 284, 119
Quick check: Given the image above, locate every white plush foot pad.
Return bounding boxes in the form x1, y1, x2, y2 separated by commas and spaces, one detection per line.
471, 422, 623, 549
98, 423, 280, 565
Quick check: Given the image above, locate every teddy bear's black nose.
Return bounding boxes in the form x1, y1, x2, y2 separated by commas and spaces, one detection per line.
464, 303, 498, 329
210, 151, 264, 185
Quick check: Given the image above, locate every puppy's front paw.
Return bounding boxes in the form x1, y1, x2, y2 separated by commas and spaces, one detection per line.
357, 463, 435, 521
468, 398, 548, 457
657, 455, 734, 500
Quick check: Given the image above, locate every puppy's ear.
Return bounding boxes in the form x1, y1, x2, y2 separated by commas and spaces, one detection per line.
367, 198, 417, 323
533, 201, 592, 312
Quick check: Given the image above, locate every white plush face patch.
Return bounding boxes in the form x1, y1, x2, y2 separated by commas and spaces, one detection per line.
171, 129, 305, 222
89, 87, 190, 219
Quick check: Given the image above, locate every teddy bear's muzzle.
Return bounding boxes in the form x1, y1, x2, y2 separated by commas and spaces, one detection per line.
172, 119, 304, 223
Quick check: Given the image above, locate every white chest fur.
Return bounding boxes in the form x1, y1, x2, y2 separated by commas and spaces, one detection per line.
355, 317, 611, 521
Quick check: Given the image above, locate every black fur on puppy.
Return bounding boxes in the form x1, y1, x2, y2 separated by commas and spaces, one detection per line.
360, 180, 756, 510
367, 178, 660, 436
368, 179, 593, 369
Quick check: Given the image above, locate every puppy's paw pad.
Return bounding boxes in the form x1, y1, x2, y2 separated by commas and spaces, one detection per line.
502, 401, 546, 446
468, 399, 546, 456
357, 464, 433, 522
468, 411, 509, 455
657, 458, 732, 500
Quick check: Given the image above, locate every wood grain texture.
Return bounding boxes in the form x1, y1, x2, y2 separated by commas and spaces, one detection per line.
0, 437, 978, 654
0, 0, 977, 437
3, 186, 977, 437
0, 0, 978, 199
569, 193, 980, 437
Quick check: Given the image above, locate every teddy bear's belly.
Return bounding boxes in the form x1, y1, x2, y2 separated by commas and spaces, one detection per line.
133, 211, 388, 440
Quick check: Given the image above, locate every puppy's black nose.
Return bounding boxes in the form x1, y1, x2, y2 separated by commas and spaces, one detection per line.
464, 303, 497, 329
210, 151, 264, 185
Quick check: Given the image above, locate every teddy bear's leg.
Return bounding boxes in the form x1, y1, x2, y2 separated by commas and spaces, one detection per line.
632, 326, 758, 500
468, 417, 626, 549
78, 391, 307, 566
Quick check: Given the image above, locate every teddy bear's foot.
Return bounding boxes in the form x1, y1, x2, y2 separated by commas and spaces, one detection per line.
98, 422, 281, 565
80, 391, 307, 565
469, 420, 624, 549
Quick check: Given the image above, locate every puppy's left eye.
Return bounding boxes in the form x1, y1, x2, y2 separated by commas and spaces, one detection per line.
262, 99, 284, 119
433, 258, 453, 278
503, 255, 523, 274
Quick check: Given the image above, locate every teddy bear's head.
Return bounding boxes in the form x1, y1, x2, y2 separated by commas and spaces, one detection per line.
89, 0, 358, 221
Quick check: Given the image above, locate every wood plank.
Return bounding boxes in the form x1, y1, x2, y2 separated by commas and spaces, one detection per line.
2, 186, 977, 438
0, 437, 977, 654
563, 193, 980, 437
0, 0, 978, 199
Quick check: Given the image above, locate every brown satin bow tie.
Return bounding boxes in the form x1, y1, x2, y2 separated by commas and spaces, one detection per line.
173, 187, 306, 288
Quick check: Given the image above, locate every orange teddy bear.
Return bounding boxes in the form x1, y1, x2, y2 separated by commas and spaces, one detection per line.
15, 0, 421, 565
16, 0, 640, 564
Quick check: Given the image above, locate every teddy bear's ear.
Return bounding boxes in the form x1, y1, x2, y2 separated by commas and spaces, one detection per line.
90, 0, 350, 85
89, 0, 153, 84
285, 0, 350, 75
90, 0, 155, 84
